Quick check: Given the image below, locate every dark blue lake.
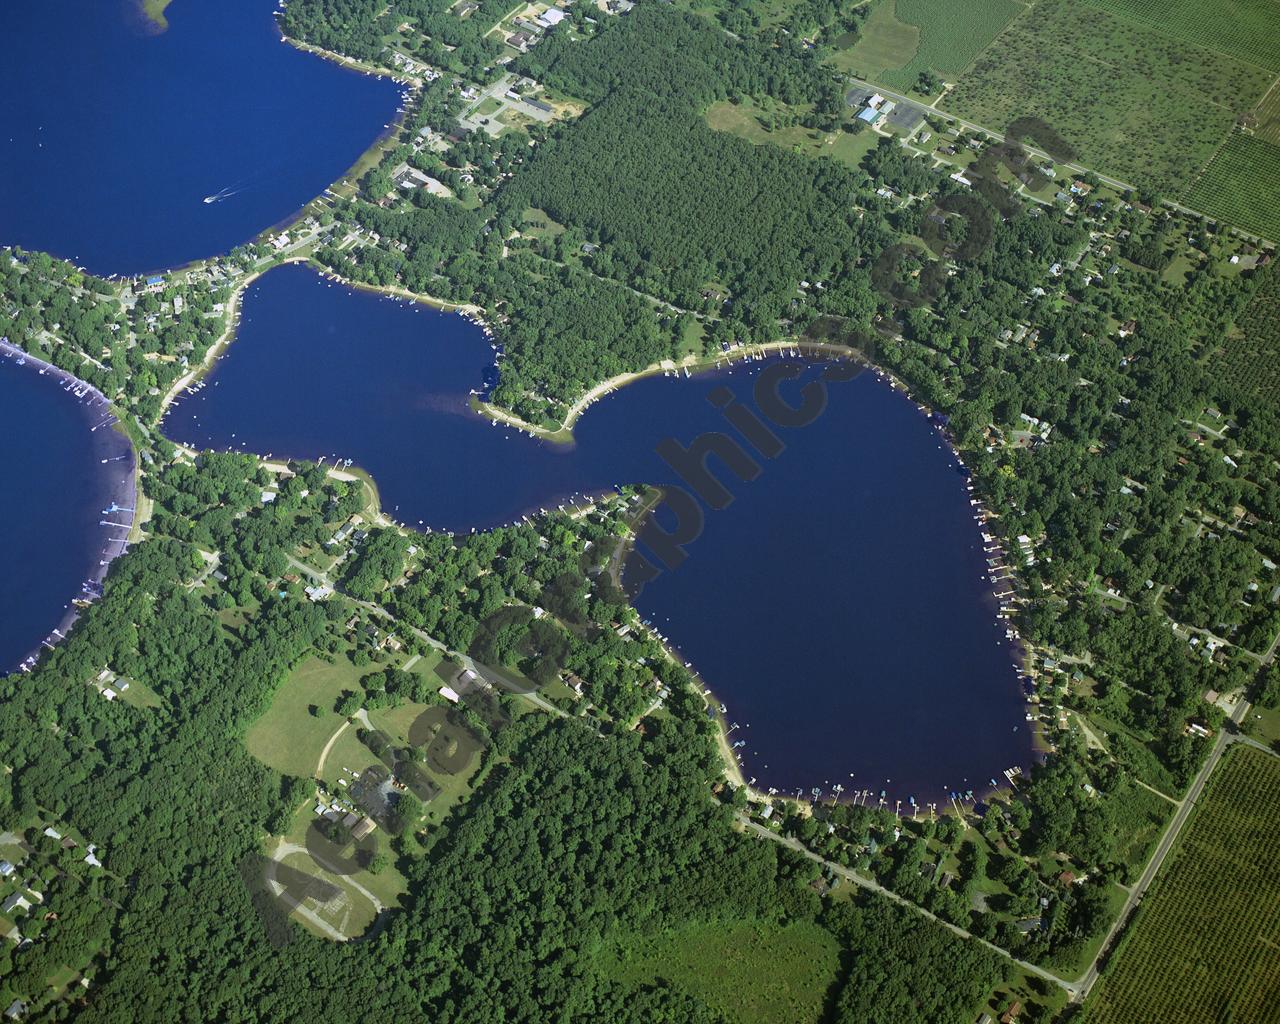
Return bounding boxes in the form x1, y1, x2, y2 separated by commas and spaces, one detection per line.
164, 264, 1035, 800
0, 0, 400, 275
0, 350, 136, 673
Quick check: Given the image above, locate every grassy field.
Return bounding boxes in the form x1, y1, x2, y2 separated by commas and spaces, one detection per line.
314, 721, 379, 789
594, 918, 840, 1024
1183, 131, 1280, 242
141, 0, 173, 31
117, 677, 163, 710
275, 803, 410, 940
1081, 0, 1280, 73
245, 654, 369, 778
1243, 705, 1280, 749
366, 695, 485, 825
705, 98, 881, 170
521, 208, 565, 240
876, 0, 1025, 93
943, 0, 1274, 195
1080, 746, 1280, 1024
828, 0, 919, 78
1110, 779, 1175, 874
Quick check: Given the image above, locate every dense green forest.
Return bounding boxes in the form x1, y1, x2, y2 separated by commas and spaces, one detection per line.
2, 1, 1279, 1020
0, 455, 1008, 1022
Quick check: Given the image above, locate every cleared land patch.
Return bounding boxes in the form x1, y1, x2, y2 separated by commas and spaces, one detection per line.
1080, 746, 1280, 1024
1184, 130, 1280, 241
1081, 0, 1280, 73
245, 654, 368, 778
829, 0, 920, 78
274, 802, 410, 940
943, 0, 1274, 195
594, 918, 840, 1024
876, 0, 1026, 92
705, 97, 881, 169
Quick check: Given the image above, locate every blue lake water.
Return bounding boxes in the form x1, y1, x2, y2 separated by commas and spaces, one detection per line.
0, 0, 401, 275
0, 352, 135, 672
164, 264, 1036, 800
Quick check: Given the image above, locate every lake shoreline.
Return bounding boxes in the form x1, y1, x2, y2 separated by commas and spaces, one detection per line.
473, 338, 873, 445
10, 12, 1040, 814
162, 267, 1041, 805
0, 341, 137, 672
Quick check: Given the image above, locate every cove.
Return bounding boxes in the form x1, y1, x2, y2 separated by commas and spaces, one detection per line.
0, 345, 136, 673
0, 0, 400, 275
162, 264, 1036, 800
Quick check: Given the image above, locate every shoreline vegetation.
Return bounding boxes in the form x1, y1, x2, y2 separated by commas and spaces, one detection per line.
15, 11, 1042, 813
0, 340, 137, 672
281, 33, 424, 88
472, 339, 866, 444
146, 239, 1042, 807
5, 9, 1274, 1020
140, 0, 172, 32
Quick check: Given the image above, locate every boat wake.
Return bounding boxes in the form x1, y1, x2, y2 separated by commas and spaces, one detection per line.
202, 186, 241, 205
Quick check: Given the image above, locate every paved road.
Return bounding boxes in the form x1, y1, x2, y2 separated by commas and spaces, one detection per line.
841, 74, 1274, 244
741, 691, 1268, 1005
285, 554, 570, 719
1071, 697, 1253, 1001
737, 816, 1080, 997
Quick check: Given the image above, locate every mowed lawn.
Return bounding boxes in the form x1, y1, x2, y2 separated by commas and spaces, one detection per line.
274, 803, 410, 940
245, 654, 369, 778
705, 98, 881, 170
942, 0, 1274, 195
368, 697, 487, 824
594, 918, 840, 1024
1081, 746, 1280, 1024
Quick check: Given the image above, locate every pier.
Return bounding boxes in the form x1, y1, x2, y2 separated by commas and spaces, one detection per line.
0, 339, 138, 671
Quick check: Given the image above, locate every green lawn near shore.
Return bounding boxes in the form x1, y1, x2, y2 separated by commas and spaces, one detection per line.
142, 0, 173, 31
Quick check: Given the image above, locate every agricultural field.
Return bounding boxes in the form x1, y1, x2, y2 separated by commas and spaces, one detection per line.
593, 918, 840, 1024
1213, 261, 1280, 412
1252, 82, 1280, 145
942, 0, 1274, 195
875, 0, 1026, 93
1080, 746, 1280, 1024
1184, 131, 1280, 242
1081, 0, 1280, 73
828, 0, 919, 78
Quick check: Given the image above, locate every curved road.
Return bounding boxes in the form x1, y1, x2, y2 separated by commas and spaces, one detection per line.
740, 694, 1262, 1004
